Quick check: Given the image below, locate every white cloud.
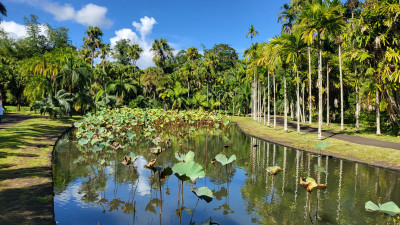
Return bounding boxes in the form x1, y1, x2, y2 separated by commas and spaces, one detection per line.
0, 21, 27, 39
11, 0, 113, 28
75, 4, 113, 28
0, 20, 48, 39
110, 16, 159, 69
132, 16, 157, 40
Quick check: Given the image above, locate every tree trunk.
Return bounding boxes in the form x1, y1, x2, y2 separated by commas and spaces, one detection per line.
291, 100, 294, 120
187, 81, 190, 98
264, 86, 266, 125
326, 61, 330, 127
297, 70, 300, 134
339, 44, 344, 131
273, 72, 276, 129
376, 89, 381, 135
308, 46, 312, 124
355, 62, 360, 132
267, 71, 271, 126
318, 42, 323, 140
302, 82, 306, 123
284, 67, 288, 133
207, 81, 209, 102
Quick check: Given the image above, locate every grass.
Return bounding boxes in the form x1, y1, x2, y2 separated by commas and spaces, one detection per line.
3, 106, 39, 115
230, 116, 400, 170
0, 116, 81, 224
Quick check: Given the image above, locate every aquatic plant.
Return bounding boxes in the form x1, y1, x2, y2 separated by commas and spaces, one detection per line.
214, 154, 236, 166
299, 177, 327, 192
266, 166, 283, 175
191, 186, 213, 203
315, 141, 329, 155
365, 201, 400, 216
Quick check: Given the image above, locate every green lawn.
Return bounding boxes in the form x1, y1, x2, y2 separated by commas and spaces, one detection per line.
3, 106, 39, 115
231, 116, 400, 170
0, 116, 81, 224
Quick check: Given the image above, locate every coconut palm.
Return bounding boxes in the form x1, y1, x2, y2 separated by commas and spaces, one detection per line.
0, 1, 7, 18
127, 44, 142, 84
151, 38, 174, 74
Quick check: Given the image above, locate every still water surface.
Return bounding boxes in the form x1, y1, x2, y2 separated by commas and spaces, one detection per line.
53, 125, 400, 224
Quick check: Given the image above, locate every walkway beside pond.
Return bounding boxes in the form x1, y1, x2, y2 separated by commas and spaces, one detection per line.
0, 116, 80, 225
272, 116, 400, 150
0, 113, 41, 130
232, 117, 400, 171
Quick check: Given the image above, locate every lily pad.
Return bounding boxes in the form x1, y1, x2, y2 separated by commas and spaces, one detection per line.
215, 154, 236, 166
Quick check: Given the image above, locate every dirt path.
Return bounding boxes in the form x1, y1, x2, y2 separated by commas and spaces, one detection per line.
0, 113, 42, 130
271, 116, 400, 150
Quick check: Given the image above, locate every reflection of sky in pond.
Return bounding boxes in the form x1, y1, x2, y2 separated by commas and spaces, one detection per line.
53, 125, 400, 225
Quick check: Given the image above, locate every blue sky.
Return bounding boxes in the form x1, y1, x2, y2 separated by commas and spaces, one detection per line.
1, 0, 289, 68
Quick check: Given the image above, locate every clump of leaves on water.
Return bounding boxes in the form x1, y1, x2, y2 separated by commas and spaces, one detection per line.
365, 201, 400, 216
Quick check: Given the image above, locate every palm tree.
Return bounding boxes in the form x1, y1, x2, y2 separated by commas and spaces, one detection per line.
151, 38, 174, 74
299, 1, 343, 139
96, 43, 111, 89
127, 44, 143, 84
164, 82, 187, 110
246, 25, 259, 44
191, 92, 208, 110
83, 26, 103, 68
278, 3, 297, 33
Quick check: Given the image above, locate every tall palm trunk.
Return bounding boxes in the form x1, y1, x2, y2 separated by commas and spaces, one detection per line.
273, 72, 276, 129
302, 82, 306, 123
308, 46, 312, 124
339, 44, 344, 131
376, 89, 381, 135
355, 62, 360, 132
253, 73, 256, 120
267, 71, 271, 126
284, 67, 288, 132
297, 70, 300, 134
264, 86, 266, 125
318, 42, 323, 140
326, 61, 330, 127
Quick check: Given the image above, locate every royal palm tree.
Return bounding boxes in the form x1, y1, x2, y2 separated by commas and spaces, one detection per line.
299, 1, 343, 139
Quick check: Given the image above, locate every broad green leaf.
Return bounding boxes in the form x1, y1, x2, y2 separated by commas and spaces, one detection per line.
379, 202, 400, 216
78, 138, 89, 146
91, 138, 99, 145
191, 186, 213, 203
127, 152, 138, 162
365, 201, 380, 212
172, 160, 205, 181
215, 154, 236, 166
86, 131, 94, 139
175, 151, 195, 162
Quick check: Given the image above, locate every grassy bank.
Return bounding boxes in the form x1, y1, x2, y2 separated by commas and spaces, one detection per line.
0, 116, 81, 225
231, 116, 400, 171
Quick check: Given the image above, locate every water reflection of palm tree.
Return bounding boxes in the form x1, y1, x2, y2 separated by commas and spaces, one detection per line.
294, 150, 300, 208
336, 159, 343, 223
282, 147, 287, 196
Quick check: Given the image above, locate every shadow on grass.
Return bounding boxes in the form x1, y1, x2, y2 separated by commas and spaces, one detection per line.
0, 182, 55, 225
0, 166, 50, 182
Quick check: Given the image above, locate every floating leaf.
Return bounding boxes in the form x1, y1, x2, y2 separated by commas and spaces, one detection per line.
191, 186, 213, 203
78, 138, 89, 146
172, 160, 205, 182
86, 131, 94, 139
215, 154, 236, 166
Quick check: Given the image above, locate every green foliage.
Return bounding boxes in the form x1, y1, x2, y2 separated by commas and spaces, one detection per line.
191, 186, 213, 203
214, 154, 236, 166
365, 201, 400, 216
172, 160, 205, 182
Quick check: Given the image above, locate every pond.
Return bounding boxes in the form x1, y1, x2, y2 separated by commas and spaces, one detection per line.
53, 125, 400, 224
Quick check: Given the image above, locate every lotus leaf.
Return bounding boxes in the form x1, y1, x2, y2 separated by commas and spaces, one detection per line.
78, 138, 89, 146
215, 154, 236, 166
365, 201, 400, 216
172, 160, 205, 182
175, 151, 195, 162
266, 166, 283, 175
191, 186, 213, 203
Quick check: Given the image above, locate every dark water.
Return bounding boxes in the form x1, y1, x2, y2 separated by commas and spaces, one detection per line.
53, 125, 400, 224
